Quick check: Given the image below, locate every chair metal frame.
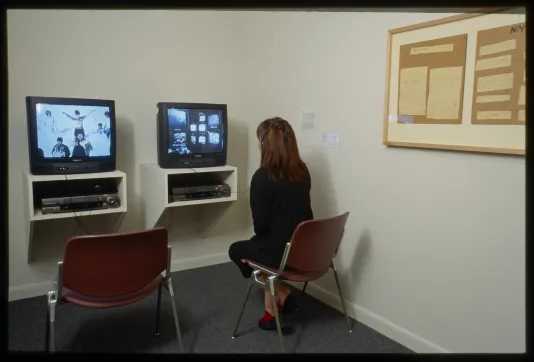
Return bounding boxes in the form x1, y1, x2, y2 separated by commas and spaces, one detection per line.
232, 231, 352, 353
45, 245, 184, 353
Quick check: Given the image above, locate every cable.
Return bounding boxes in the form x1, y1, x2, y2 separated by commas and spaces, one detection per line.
64, 173, 91, 236
167, 208, 174, 231
113, 211, 126, 234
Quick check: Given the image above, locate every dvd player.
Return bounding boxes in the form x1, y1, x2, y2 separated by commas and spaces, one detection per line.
169, 183, 231, 202
41, 193, 120, 214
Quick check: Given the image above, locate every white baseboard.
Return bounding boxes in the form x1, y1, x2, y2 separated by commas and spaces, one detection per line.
170, 252, 230, 272
8, 252, 230, 302
302, 281, 451, 353
9, 281, 52, 302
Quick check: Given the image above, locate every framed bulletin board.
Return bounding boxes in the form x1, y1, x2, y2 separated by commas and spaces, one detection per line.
383, 8, 526, 155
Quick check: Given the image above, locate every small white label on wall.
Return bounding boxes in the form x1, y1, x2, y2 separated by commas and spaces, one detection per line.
322, 132, 340, 148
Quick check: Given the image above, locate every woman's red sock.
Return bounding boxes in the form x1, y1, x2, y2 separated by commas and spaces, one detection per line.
260, 304, 283, 322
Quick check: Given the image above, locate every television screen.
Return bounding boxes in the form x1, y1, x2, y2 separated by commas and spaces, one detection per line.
167, 108, 224, 155
35, 103, 112, 159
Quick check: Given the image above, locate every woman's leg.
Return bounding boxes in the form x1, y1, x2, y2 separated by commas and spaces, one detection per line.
257, 274, 291, 312
228, 240, 255, 278
228, 240, 293, 328
275, 283, 291, 304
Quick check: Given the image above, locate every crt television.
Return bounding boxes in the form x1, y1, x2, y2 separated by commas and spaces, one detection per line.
157, 102, 228, 168
26, 96, 117, 175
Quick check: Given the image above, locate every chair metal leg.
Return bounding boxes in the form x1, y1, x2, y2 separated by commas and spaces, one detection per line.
44, 302, 50, 351
46, 291, 57, 352
301, 281, 308, 294
269, 278, 285, 353
154, 283, 163, 336
232, 279, 253, 338
331, 261, 352, 333
166, 278, 184, 353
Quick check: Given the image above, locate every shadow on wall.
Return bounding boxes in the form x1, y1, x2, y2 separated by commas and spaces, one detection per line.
227, 119, 249, 193
30, 213, 125, 274
209, 119, 252, 237
115, 117, 142, 232
342, 228, 372, 304
305, 148, 338, 219
312, 227, 372, 306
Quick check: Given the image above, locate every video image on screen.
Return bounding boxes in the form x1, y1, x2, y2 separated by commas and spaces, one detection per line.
168, 108, 224, 155
35, 103, 112, 159
208, 114, 220, 127
208, 132, 220, 145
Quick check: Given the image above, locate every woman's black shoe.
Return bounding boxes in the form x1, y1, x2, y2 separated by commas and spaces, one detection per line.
258, 317, 280, 331
258, 316, 292, 335
281, 293, 298, 314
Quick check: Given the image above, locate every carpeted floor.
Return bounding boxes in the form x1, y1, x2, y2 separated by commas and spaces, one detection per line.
8, 262, 413, 353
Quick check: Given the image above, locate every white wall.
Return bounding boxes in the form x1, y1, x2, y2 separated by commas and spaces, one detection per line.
238, 11, 525, 353
7, 10, 252, 296
8, 9, 525, 354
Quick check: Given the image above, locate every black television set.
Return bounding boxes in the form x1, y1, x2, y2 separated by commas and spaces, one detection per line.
26, 96, 117, 175
157, 102, 228, 168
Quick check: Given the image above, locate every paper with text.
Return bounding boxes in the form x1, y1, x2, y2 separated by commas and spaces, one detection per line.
477, 111, 512, 120
476, 94, 510, 103
398, 66, 428, 116
426, 66, 463, 120
518, 85, 525, 106
300, 109, 320, 147
518, 110, 525, 122
410, 44, 454, 55
475, 54, 512, 71
477, 73, 514, 93
479, 39, 516, 57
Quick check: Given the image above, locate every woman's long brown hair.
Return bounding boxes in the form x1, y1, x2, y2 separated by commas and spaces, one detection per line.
256, 117, 309, 182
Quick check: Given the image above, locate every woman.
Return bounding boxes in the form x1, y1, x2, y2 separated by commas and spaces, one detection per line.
228, 117, 313, 331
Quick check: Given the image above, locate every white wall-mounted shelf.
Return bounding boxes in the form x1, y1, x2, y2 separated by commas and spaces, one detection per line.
139, 163, 238, 235
22, 169, 128, 263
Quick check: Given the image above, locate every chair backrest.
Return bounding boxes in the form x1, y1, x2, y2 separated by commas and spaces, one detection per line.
62, 227, 168, 298
286, 212, 350, 274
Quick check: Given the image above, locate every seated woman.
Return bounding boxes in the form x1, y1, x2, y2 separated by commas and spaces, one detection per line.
228, 117, 313, 331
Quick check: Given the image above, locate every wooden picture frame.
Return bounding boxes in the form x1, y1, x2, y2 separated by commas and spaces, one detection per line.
383, 7, 526, 156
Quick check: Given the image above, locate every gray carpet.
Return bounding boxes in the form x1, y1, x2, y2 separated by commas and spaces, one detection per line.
8, 262, 413, 353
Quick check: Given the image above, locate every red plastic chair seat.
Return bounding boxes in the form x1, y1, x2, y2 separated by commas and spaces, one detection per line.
62, 274, 165, 309
241, 259, 325, 282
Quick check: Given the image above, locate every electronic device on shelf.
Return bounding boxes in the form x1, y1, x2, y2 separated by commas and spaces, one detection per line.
33, 178, 120, 214
26, 96, 117, 175
41, 194, 120, 214
169, 183, 231, 202
156, 102, 228, 169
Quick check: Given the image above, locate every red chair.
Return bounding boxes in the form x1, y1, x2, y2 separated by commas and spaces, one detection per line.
232, 212, 351, 352
45, 227, 184, 352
